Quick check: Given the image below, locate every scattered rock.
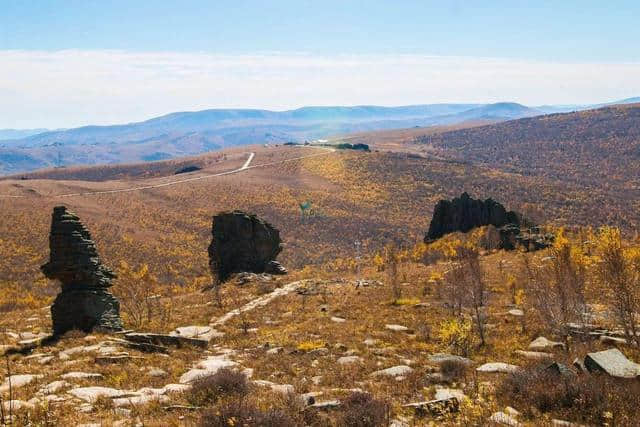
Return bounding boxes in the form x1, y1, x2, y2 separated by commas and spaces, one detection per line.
476, 362, 519, 374
489, 411, 522, 426
68, 386, 131, 403
584, 348, 640, 378
330, 316, 346, 323
41, 206, 123, 335
514, 350, 553, 360
2, 400, 35, 413
124, 332, 208, 349
528, 336, 565, 351
147, 368, 168, 378
0, 374, 44, 392
434, 387, 466, 401
39, 380, 71, 395
208, 210, 287, 282
60, 372, 104, 380
171, 326, 223, 343
371, 365, 413, 378
599, 335, 628, 346
403, 397, 459, 416
337, 356, 363, 365
179, 355, 238, 384
428, 353, 473, 366
385, 324, 412, 333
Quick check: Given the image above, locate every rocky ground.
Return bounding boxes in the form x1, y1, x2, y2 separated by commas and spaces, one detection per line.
2, 249, 639, 426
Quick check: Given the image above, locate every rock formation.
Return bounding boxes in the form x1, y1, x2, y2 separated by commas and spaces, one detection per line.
425, 192, 553, 251
208, 210, 287, 282
425, 192, 520, 241
41, 206, 123, 335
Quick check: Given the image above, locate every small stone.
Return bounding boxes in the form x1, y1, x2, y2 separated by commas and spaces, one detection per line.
385, 324, 411, 333
476, 362, 519, 374
435, 387, 466, 401
68, 386, 130, 403
508, 309, 524, 317
514, 350, 553, 360
489, 411, 522, 426
147, 368, 168, 378
0, 374, 44, 392
528, 336, 565, 351
61, 372, 104, 380
371, 365, 413, 377
39, 380, 71, 395
331, 316, 346, 323
337, 356, 363, 365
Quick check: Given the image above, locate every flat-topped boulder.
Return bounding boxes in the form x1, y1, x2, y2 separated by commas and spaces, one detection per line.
124, 332, 209, 349
208, 210, 287, 282
41, 206, 123, 335
584, 348, 640, 378
170, 326, 223, 343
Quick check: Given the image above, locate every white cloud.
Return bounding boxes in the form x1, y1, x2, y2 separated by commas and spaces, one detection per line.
1, 50, 639, 128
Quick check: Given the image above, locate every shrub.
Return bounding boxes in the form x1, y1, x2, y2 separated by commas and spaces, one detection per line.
188, 368, 249, 406
199, 399, 296, 427
439, 359, 468, 382
499, 364, 640, 424
338, 392, 389, 427
438, 318, 473, 356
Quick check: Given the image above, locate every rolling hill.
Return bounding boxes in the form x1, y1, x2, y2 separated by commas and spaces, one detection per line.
412, 103, 640, 192
0, 102, 543, 174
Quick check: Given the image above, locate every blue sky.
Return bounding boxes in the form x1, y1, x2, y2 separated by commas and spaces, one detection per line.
1, 1, 639, 128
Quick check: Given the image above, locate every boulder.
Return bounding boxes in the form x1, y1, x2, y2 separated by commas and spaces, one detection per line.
208, 211, 287, 282
41, 206, 123, 335
425, 192, 519, 241
584, 348, 640, 378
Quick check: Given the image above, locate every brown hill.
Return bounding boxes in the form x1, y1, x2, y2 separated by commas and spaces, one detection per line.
413, 103, 640, 190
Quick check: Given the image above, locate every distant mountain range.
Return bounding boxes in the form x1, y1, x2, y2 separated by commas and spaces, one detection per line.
0, 97, 637, 175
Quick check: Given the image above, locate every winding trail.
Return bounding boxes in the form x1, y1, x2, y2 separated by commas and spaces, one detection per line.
0, 146, 333, 199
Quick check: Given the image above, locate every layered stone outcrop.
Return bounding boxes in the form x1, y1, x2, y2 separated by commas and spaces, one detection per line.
425, 192, 520, 242
208, 210, 287, 282
41, 206, 123, 335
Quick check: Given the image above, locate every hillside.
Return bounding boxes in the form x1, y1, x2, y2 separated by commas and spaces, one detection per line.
413, 103, 640, 191
1, 143, 640, 425
0, 102, 544, 174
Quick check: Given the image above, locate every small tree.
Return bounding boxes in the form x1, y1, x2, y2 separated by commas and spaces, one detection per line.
595, 227, 640, 348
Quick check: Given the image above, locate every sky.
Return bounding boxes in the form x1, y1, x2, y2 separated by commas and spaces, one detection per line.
1, 0, 639, 128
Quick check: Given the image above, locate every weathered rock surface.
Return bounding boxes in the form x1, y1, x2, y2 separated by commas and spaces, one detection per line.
528, 336, 565, 351
476, 362, 519, 374
41, 206, 123, 335
425, 192, 520, 241
584, 348, 640, 378
208, 210, 287, 282
0, 374, 43, 392
425, 193, 552, 250
371, 365, 413, 378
